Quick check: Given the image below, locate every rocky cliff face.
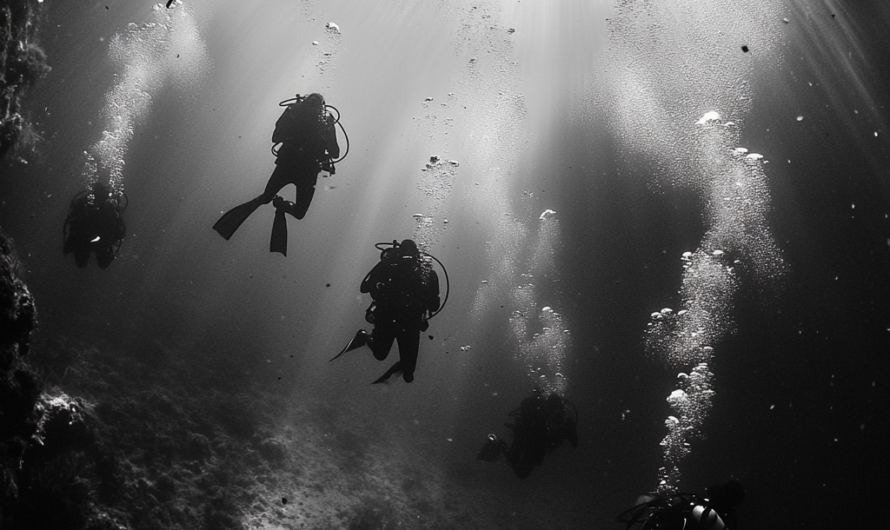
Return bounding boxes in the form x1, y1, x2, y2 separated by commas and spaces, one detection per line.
0, 232, 42, 528
1, 0, 50, 161
0, 232, 111, 530
1, 4, 48, 514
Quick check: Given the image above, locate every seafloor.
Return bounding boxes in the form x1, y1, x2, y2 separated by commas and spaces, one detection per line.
5, 279, 539, 529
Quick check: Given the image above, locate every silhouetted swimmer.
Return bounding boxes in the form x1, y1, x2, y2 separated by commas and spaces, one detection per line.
63, 182, 127, 269
213, 93, 343, 255
477, 389, 578, 479
332, 240, 445, 384
617, 479, 745, 530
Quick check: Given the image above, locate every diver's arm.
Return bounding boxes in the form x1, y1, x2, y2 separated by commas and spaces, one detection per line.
359, 273, 373, 294
271, 107, 293, 144
360, 263, 383, 294
427, 270, 441, 312
324, 114, 340, 159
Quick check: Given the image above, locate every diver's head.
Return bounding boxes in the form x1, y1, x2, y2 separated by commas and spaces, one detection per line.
301, 93, 327, 125
546, 392, 563, 407
304, 92, 325, 109
399, 239, 419, 256
91, 181, 110, 194
89, 181, 113, 205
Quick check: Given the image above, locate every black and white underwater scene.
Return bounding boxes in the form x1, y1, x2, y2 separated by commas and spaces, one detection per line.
2, 0, 889, 528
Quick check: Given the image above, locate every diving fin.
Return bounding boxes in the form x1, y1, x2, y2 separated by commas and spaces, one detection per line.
213, 199, 262, 240
330, 330, 367, 361
270, 206, 288, 255
371, 362, 403, 385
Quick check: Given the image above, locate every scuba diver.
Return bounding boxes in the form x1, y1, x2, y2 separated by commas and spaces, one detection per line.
477, 389, 578, 479
62, 181, 127, 269
331, 240, 444, 384
212, 92, 344, 255
617, 479, 745, 530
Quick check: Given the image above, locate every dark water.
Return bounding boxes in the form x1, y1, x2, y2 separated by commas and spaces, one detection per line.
2, 0, 889, 528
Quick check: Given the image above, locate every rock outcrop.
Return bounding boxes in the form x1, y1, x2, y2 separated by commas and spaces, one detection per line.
0, 231, 42, 528
1, 0, 51, 161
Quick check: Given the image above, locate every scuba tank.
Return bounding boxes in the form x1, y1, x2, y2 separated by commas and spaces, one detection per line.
363, 240, 450, 325
271, 94, 350, 169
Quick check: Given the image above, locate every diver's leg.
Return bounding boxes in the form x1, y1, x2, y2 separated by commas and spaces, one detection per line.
96, 246, 115, 269
512, 454, 536, 479
275, 173, 318, 220
290, 182, 316, 219
396, 327, 421, 382
261, 165, 292, 203
74, 247, 90, 268
369, 325, 396, 361
503, 440, 534, 479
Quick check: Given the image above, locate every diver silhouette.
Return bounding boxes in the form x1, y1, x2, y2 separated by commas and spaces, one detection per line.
62, 181, 127, 269
212, 92, 342, 255
477, 389, 578, 479
331, 240, 443, 384
617, 479, 745, 530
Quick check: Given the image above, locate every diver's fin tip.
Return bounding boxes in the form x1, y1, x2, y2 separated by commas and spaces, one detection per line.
330, 330, 367, 361
212, 226, 233, 241
214, 200, 262, 241
270, 207, 288, 255
371, 362, 402, 385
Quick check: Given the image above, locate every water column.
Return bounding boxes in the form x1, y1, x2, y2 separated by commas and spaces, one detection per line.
441, 1, 570, 396
78, 3, 207, 200
503, 206, 569, 396
599, 0, 787, 493
644, 122, 786, 491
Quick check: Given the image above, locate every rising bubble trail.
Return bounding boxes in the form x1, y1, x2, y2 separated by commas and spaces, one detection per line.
600, 0, 787, 493
78, 4, 208, 198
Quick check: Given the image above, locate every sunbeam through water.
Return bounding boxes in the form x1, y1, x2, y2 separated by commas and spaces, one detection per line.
1, 0, 888, 528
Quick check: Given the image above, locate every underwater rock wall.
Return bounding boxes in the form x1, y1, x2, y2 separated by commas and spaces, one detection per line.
0, 232, 35, 365
0, 0, 50, 161
1, 233, 110, 530
0, 231, 42, 528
